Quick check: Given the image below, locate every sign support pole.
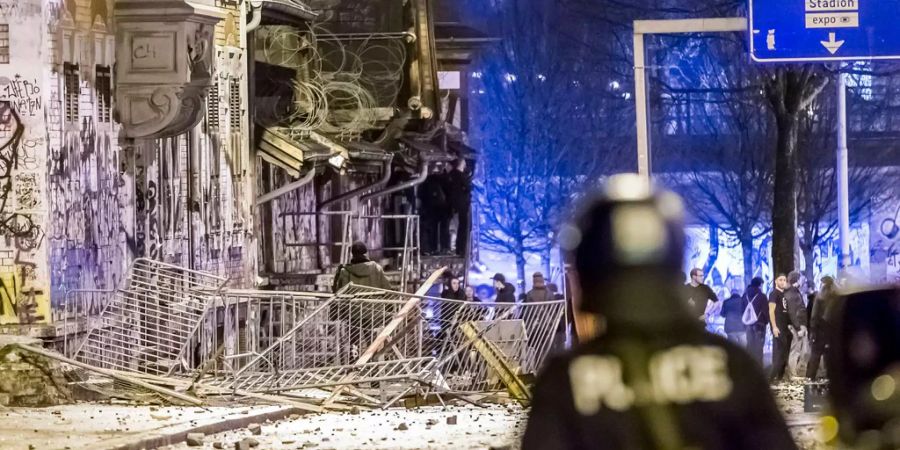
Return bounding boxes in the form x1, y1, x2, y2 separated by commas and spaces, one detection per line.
837, 69, 851, 270
634, 31, 650, 185
632, 19, 747, 186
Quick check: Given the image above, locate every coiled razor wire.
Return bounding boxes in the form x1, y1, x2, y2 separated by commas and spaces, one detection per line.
261, 23, 408, 136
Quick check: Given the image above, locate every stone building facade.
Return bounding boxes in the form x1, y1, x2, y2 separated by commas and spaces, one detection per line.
0, 0, 256, 326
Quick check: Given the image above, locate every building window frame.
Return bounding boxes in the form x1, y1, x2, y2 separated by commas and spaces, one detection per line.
96, 65, 111, 123
64, 63, 80, 123
0, 24, 9, 64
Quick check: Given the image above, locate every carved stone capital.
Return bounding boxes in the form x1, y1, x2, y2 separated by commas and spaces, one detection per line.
114, 0, 224, 139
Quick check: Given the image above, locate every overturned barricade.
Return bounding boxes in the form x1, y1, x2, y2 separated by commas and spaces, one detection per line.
56, 259, 565, 409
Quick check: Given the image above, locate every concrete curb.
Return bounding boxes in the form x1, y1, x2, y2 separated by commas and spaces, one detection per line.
105, 406, 302, 450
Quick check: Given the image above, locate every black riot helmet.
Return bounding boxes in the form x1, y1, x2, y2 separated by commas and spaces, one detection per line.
560, 174, 692, 328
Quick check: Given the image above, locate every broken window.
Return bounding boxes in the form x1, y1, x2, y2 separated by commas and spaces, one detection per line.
64, 63, 79, 123
96, 65, 111, 123
0, 24, 9, 64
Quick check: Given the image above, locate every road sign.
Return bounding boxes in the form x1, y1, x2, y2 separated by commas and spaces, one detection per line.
749, 0, 900, 62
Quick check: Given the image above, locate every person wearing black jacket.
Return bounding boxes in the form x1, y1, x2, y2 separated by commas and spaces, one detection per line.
744, 277, 769, 366
438, 276, 466, 341
806, 275, 835, 379
492, 273, 516, 303
523, 174, 797, 450
418, 165, 451, 255
446, 158, 472, 256
720, 292, 749, 347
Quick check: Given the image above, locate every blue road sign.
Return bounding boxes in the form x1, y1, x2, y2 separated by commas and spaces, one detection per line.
749, 0, 900, 62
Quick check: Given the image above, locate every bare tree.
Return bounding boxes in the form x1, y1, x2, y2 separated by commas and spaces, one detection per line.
470, 0, 625, 289
796, 70, 899, 280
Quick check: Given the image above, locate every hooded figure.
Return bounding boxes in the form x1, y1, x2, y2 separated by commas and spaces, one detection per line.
526, 272, 554, 303
522, 174, 797, 450
333, 241, 392, 292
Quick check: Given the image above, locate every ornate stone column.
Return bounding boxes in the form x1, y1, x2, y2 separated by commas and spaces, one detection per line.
114, 0, 224, 139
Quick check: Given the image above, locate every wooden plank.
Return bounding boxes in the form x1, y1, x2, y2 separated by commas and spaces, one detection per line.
322, 267, 447, 406
15, 344, 204, 407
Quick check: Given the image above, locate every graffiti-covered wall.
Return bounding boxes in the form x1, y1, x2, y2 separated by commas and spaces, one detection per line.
870, 177, 900, 284
0, 0, 51, 324
0, 0, 257, 325
46, 0, 127, 321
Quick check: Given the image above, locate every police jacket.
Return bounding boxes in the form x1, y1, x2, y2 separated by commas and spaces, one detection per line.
523, 323, 798, 450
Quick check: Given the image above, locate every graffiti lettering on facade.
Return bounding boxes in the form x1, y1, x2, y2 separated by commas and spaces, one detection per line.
0, 263, 46, 325
0, 1, 42, 20
14, 173, 39, 210
0, 76, 42, 117
0, 102, 40, 238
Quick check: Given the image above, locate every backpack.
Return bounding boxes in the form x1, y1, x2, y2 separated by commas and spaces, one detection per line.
742, 292, 765, 325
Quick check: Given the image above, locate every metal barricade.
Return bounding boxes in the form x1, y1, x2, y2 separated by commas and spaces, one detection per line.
59, 289, 116, 357
72, 258, 227, 376
66, 259, 565, 405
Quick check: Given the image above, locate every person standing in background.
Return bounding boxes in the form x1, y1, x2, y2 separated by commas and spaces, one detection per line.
685, 268, 719, 323
720, 291, 749, 347
744, 277, 769, 366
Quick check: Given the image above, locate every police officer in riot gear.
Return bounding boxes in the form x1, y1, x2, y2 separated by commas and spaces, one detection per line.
523, 175, 797, 450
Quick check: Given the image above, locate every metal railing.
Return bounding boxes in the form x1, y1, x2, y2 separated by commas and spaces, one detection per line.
72, 258, 228, 376
65, 259, 565, 406
59, 289, 116, 357
224, 284, 564, 398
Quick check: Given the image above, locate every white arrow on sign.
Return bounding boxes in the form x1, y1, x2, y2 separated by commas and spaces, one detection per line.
821, 32, 845, 54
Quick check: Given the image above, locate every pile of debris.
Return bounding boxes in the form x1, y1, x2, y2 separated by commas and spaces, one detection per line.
0, 335, 73, 407
21, 258, 564, 414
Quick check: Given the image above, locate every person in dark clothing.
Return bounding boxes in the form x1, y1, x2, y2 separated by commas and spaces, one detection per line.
720, 292, 748, 347
685, 268, 719, 322
768, 273, 790, 381
438, 276, 466, 341
806, 275, 836, 379
332, 241, 392, 291
492, 273, 516, 303
523, 174, 797, 450
526, 272, 554, 303
446, 158, 472, 256
418, 165, 451, 255
441, 276, 466, 301
743, 277, 770, 367
784, 271, 810, 376
770, 272, 809, 382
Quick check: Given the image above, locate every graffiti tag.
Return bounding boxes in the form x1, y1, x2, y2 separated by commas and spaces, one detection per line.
0, 76, 42, 117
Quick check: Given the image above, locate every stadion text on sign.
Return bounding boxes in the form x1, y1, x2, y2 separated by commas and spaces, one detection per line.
749, 0, 900, 62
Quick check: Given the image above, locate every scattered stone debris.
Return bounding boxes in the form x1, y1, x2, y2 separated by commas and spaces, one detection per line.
350, 406, 361, 415
447, 415, 458, 425
213, 442, 224, 449
247, 423, 261, 435
150, 413, 172, 421
396, 422, 409, 431
186, 432, 205, 446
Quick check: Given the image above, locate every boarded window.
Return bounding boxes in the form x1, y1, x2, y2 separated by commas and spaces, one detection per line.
96, 65, 111, 123
64, 63, 79, 123
0, 24, 9, 64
